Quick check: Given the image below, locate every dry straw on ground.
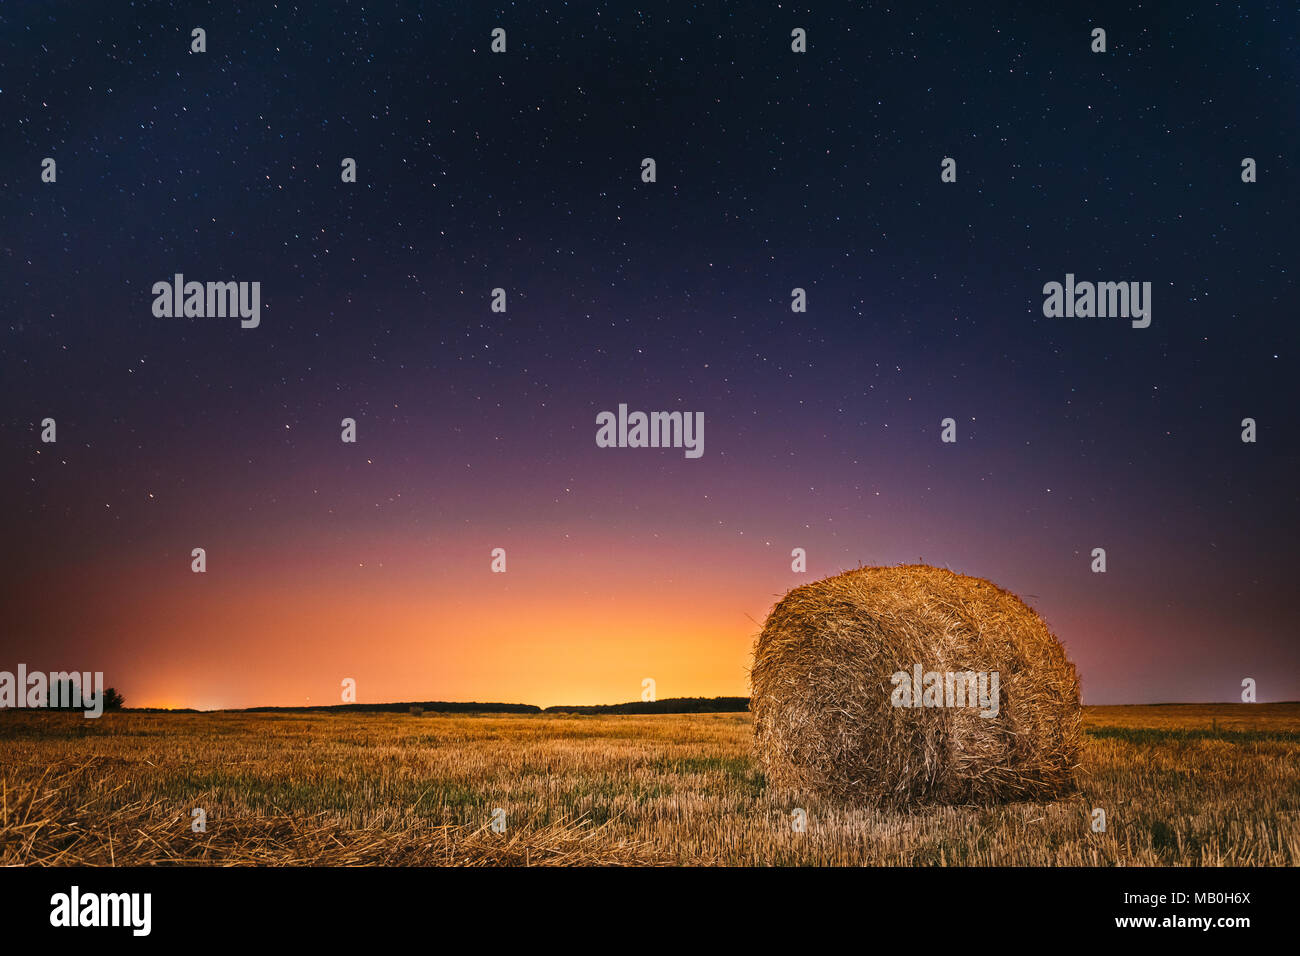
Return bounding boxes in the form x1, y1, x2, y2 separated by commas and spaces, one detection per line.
751, 564, 1081, 807
0, 760, 667, 866
1, 707, 1295, 865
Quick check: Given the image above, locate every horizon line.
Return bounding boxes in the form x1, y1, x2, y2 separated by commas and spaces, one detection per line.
20, 696, 1295, 715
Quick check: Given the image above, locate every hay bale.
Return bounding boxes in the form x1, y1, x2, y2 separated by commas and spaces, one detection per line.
750, 564, 1081, 806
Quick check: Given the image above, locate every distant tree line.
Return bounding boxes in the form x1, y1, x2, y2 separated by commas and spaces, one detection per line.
239, 701, 543, 714
231, 696, 751, 715
543, 697, 750, 715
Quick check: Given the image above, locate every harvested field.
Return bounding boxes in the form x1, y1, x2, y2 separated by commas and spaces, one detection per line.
1, 703, 1297, 866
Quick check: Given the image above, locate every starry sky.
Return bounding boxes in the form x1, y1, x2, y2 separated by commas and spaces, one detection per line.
2, 2, 1297, 709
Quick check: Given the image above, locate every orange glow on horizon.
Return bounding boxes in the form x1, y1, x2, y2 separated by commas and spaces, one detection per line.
13, 532, 779, 710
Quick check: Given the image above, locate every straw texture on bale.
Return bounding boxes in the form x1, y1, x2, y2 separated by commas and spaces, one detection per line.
750, 565, 1081, 806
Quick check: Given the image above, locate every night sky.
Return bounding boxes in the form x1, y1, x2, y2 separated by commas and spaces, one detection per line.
2, 2, 1297, 709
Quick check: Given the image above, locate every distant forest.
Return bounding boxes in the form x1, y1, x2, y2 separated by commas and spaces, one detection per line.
542, 697, 749, 715
232, 696, 750, 715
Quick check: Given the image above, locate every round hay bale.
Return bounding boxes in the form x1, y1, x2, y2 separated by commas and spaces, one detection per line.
750, 564, 1081, 806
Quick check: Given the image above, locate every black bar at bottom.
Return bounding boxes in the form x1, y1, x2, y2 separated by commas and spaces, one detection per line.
0, 865, 1284, 942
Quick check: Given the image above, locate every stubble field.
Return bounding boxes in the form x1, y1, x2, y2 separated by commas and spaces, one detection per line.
2, 703, 1297, 866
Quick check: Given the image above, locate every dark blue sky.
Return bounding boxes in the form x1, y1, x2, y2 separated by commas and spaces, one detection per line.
2, 2, 1297, 707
